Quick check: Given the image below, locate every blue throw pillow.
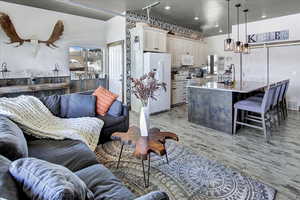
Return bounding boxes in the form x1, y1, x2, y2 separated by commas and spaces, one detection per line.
0, 116, 28, 161
107, 100, 123, 117
0, 155, 19, 200
9, 158, 94, 200
39, 95, 61, 117
61, 94, 96, 118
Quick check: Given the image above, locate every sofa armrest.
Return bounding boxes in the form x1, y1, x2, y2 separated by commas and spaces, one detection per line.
122, 105, 129, 117
134, 191, 169, 200
76, 90, 94, 95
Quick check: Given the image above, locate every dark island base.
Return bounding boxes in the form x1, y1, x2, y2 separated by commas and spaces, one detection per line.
188, 87, 244, 134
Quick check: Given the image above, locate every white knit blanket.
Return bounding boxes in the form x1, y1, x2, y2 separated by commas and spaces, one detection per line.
0, 95, 104, 151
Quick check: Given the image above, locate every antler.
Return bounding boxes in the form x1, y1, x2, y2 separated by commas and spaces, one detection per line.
38, 20, 64, 48
0, 12, 30, 47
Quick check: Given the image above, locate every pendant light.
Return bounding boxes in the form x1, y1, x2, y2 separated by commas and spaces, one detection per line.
224, 0, 234, 51
234, 4, 243, 53
243, 9, 250, 54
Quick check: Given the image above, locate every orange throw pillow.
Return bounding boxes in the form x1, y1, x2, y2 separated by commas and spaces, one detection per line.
93, 87, 118, 116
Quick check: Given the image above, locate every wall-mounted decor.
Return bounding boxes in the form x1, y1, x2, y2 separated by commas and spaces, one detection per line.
248, 30, 289, 44
0, 12, 64, 48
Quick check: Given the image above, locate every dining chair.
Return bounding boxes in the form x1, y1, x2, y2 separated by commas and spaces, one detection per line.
278, 79, 290, 119
233, 84, 277, 142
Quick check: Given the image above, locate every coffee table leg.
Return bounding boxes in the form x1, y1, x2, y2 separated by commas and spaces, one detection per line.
147, 153, 151, 187
163, 143, 169, 164
117, 144, 124, 169
141, 153, 151, 188
141, 159, 147, 187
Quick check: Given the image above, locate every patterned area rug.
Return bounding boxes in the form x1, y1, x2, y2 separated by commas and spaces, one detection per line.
95, 140, 276, 200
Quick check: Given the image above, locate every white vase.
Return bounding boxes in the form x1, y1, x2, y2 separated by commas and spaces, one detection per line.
140, 106, 150, 136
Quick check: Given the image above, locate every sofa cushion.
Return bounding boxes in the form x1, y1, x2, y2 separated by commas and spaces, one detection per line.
9, 158, 94, 200
0, 116, 28, 161
75, 164, 135, 200
93, 87, 118, 116
96, 114, 126, 128
0, 155, 19, 200
28, 139, 98, 172
60, 94, 96, 118
107, 100, 123, 117
39, 95, 61, 116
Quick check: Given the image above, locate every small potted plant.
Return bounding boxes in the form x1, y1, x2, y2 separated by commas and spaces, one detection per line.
130, 72, 166, 136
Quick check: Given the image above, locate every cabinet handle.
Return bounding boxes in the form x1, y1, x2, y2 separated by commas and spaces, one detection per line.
154, 47, 159, 50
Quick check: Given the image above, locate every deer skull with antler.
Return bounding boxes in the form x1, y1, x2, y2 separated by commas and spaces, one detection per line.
0, 12, 64, 48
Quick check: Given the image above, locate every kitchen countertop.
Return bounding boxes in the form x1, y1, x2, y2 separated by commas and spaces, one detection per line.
187, 81, 269, 93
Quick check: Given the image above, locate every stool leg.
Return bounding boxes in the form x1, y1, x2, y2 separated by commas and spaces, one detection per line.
276, 105, 281, 126
262, 113, 269, 142
117, 144, 124, 169
233, 108, 238, 134
284, 98, 288, 118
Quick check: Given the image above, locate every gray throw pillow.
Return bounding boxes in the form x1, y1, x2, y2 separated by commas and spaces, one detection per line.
0, 155, 19, 200
40, 95, 61, 116
61, 94, 96, 118
9, 158, 94, 200
0, 116, 28, 161
107, 100, 123, 117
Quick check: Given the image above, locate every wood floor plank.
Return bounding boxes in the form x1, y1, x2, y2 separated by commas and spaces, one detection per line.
130, 105, 300, 200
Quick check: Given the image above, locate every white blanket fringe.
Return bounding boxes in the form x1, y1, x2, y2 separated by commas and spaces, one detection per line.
0, 95, 103, 151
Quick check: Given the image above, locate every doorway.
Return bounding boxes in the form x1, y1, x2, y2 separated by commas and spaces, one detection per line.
108, 41, 124, 102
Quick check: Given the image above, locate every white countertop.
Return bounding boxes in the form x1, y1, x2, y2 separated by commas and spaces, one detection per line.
187, 81, 269, 93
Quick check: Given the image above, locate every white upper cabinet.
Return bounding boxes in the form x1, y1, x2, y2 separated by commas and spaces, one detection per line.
167, 35, 206, 68
131, 26, 168, 53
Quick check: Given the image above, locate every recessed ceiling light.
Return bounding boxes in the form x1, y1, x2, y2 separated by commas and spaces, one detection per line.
164, 5, 171, 10
215, 24, 219, 28
194, 17, 199, 21
219, 29, 223, 33
261, 15, 267, 18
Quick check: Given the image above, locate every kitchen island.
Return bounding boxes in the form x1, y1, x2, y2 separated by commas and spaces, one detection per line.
187, 81, 269, 134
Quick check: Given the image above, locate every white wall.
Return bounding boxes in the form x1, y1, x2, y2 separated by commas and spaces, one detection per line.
0, 1, 106, 78
204, 13, 300, 108
105, 16, 126, 44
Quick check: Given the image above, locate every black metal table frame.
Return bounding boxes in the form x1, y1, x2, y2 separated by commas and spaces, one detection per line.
116, 143, 169, 188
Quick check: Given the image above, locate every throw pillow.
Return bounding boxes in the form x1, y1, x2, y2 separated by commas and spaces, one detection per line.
9, 158, 94, 200
0, 116, 28, 161
66, 94, 96, 118
0, 155, 19, 200
60, 94, 96, 118
93, 87, 118, 116
39, 95, 61, 117
107, 100, 123, 117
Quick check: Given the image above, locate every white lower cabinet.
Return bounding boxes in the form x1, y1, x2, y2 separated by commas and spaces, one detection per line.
171, 80, 188, 105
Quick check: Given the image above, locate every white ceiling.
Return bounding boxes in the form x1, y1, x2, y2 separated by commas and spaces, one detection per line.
2, 0, 300, 36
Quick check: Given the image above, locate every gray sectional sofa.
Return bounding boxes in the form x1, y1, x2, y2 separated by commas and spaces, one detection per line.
40, 92, 129, 144
0, 93, 169, 200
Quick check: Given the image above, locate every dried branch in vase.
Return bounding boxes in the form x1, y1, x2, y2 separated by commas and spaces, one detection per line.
130, 71, 166, 107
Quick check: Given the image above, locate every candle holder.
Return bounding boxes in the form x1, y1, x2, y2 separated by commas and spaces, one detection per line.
53, 64, 60, 83
1, 62, 10, 86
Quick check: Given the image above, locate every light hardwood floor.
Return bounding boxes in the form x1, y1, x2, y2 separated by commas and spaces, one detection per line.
130, 105, 300, 200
